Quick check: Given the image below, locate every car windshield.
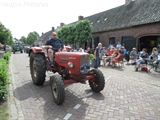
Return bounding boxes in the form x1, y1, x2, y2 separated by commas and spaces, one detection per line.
14, 43, 20, 47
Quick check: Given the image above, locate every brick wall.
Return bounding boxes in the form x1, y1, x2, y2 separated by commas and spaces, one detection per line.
92, 22, 160, 48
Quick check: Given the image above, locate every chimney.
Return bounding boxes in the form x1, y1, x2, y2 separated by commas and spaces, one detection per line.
60, 23, 65, 27
52, 27, 55, 31
42, 32, 44, 35
125, 0, 132, 4
78, 16, 84, 21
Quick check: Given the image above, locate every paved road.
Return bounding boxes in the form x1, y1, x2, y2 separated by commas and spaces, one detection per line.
8, 53, 160, 120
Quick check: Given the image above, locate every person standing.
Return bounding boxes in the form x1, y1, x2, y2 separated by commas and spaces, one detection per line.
94, 43, 102, 69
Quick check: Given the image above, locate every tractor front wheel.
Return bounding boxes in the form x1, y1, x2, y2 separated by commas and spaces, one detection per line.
89, 69, 105, 93
30, 52, 46, 85
50, 74, 65, 105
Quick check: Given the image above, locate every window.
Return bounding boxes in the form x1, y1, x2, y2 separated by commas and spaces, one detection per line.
109, 37, 116, 45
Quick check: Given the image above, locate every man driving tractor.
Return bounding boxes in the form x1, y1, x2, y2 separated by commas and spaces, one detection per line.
29, 32, 105, 105
44, 32, 64, 66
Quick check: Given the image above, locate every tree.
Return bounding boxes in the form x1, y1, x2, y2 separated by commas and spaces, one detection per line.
57, 26, 69, 45
67, 25, 76, 45
0, 23, 5, 44
75, 19, 92, 46
57, 19, 92, 47
0, 22, 13, 46
4, 29, 13, 45
26, 31, 39, 45
57, 25, 76, 45
20, 36, 27, 44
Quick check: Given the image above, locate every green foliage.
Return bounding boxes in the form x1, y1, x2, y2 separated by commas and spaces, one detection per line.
0, 22, 13, 46
0, 101, 9, 120
75, 19, 92, 46
67, 25, 76, 44
20, 36, 27, 44
57, 19, 92, 47
57, 25, 76, 45
57, 26, 70, 44
0, 52, 10, 119
90, 54, 94, 60
0, 59, 9, 100
26, 31, 39, 45
4, 52, 11, 63
0, 52, 10, 100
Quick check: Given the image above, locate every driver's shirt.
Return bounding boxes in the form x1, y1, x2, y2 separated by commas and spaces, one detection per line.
46, 38, 63, 51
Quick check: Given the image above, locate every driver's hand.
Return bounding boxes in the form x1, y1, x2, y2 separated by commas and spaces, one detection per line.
41, 46, 46, 49
48, 46, 52, 49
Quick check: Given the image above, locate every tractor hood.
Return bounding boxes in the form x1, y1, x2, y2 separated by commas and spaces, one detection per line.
55, 52, 90, 74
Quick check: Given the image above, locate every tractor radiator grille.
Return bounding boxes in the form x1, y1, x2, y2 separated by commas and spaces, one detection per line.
80, 54, 90, 73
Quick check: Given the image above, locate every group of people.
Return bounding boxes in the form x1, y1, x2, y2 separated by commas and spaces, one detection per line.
131, 47, 159, 71
93, 42, 127, 69
105, 47, 124, 67
43, 31, 159, 71
43, 32, 128, 69
69, 47, 93, 53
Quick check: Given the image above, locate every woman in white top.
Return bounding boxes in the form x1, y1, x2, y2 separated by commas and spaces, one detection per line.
150, 47, 158, 61
130, 47, 137, 63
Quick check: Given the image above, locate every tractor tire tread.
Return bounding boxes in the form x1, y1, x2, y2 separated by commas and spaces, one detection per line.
89, 69, 105, 93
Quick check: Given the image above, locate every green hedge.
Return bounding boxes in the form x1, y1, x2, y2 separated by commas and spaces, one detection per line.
4, 52, 10, 62
0, 52, 11, 100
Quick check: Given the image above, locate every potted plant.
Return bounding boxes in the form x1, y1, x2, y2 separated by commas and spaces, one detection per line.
90, 54, 95, 67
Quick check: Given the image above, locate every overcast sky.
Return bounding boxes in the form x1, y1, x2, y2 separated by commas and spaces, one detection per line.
0, 0, 125, 39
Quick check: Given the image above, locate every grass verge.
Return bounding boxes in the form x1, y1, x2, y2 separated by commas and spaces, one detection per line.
0, 100, 9, 120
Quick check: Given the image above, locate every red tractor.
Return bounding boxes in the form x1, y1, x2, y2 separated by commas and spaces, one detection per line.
29, 46, 105, 105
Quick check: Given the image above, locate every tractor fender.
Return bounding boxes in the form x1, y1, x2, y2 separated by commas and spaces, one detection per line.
29, 47, 44, 56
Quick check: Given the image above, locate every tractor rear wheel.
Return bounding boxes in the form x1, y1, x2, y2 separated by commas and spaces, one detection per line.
89, 69, 105, 93
30, 52, 46, 85
50, 74, 65, 105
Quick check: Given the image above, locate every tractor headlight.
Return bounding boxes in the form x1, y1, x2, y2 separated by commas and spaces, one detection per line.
68, 62, 74, 68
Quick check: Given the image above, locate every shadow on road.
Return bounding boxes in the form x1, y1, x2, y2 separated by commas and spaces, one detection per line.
13, 80, 90, 119
147, 71, 160, 78
101, 66, 125, 71
85, 89, 105, 100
